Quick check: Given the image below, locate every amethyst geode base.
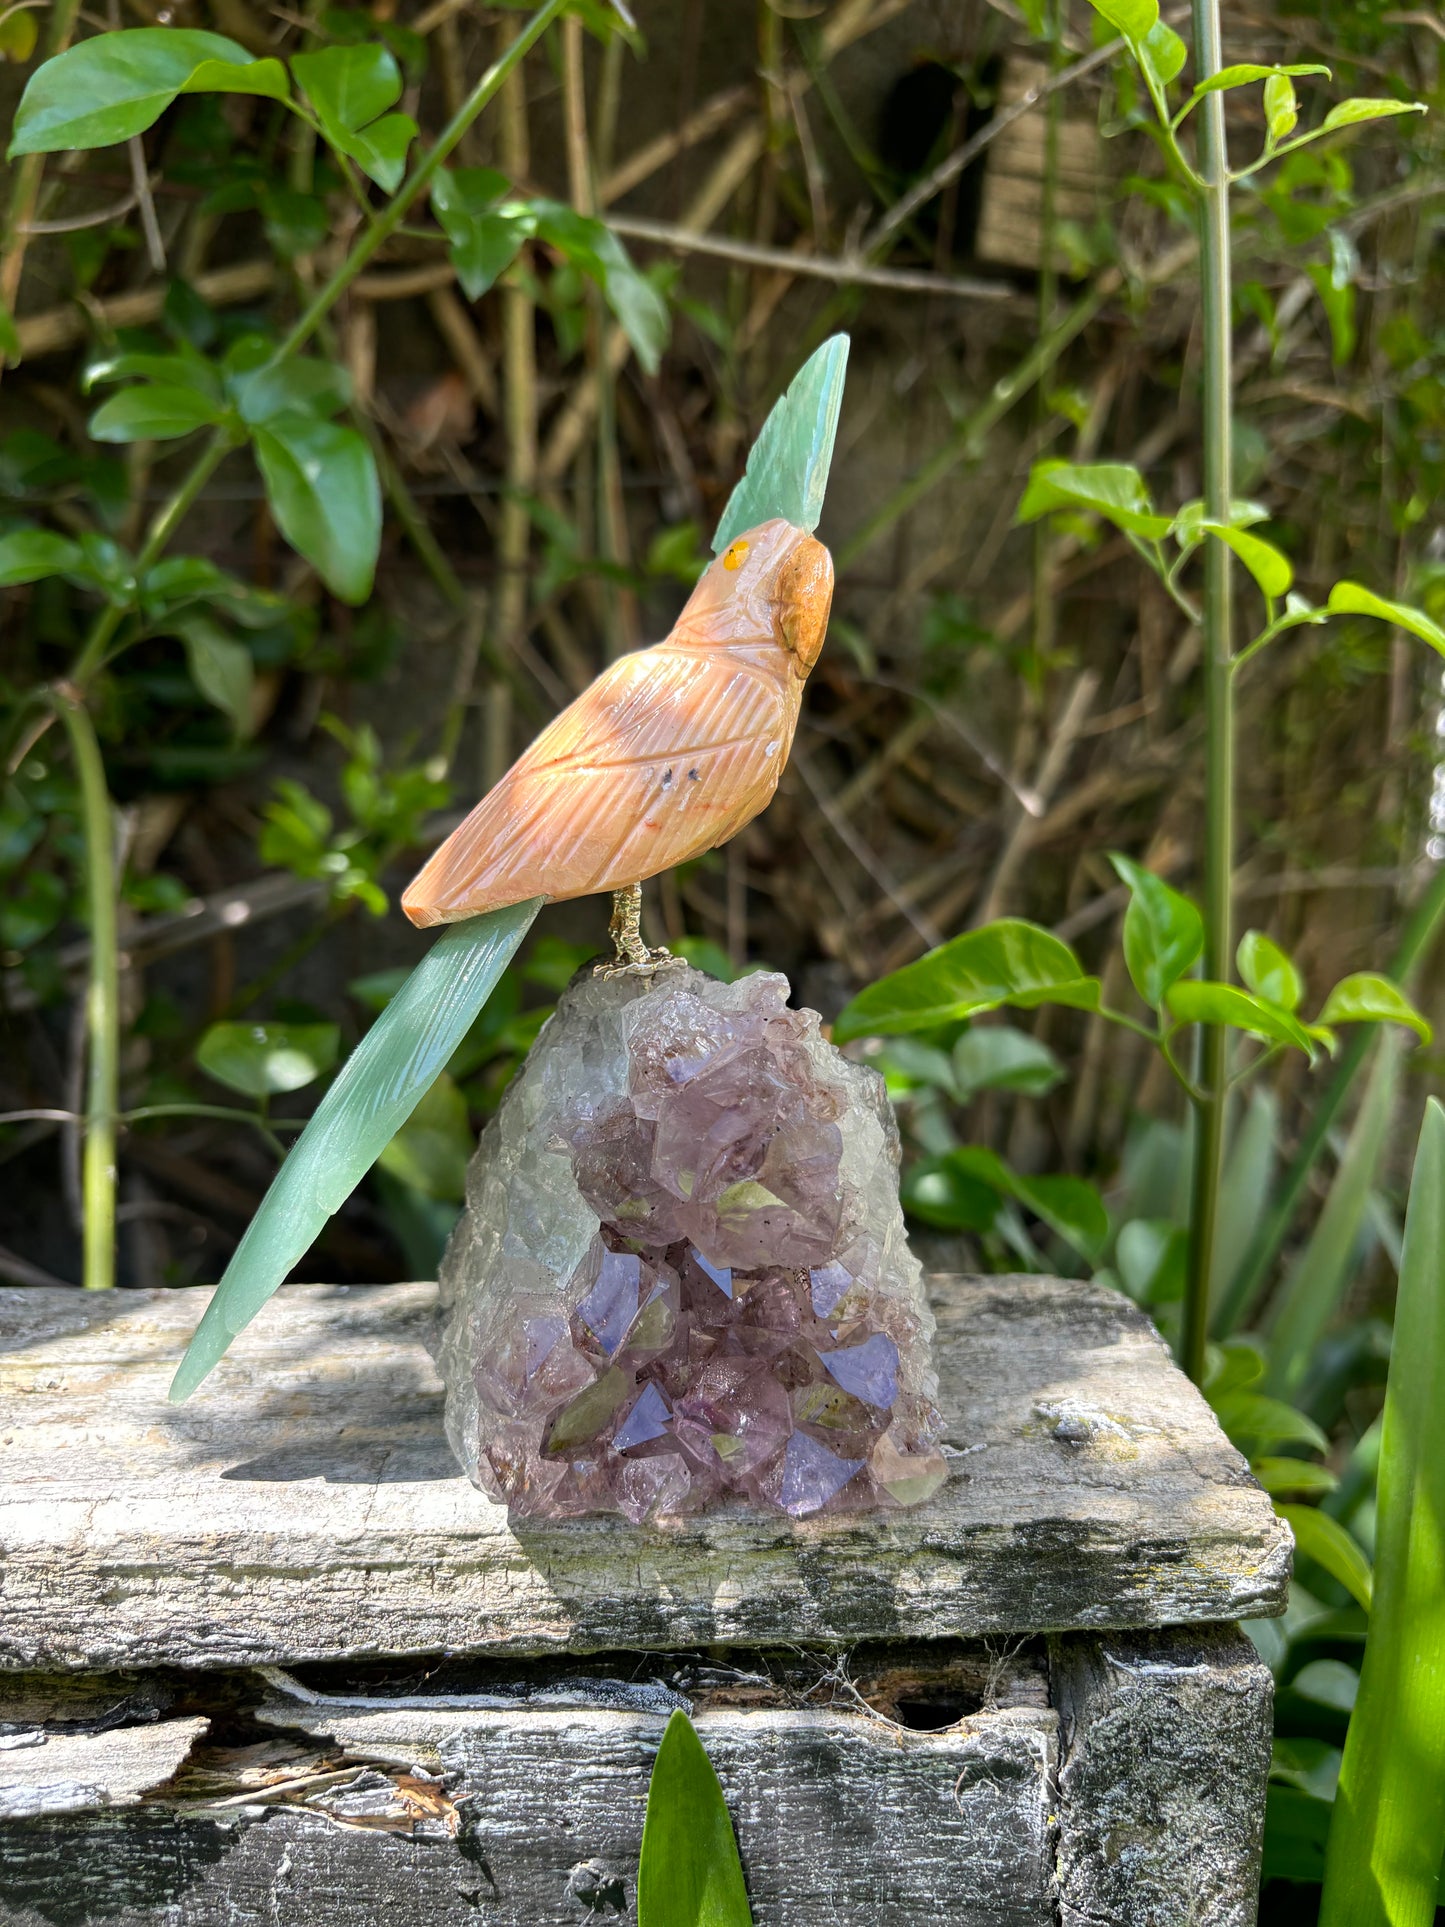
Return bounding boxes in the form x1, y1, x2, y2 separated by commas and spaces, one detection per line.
434, 963, 944, 1523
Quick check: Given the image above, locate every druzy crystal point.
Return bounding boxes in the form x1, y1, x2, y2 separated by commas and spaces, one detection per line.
435, 964, 944, 1522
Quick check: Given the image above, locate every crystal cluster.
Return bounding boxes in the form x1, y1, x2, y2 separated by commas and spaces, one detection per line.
435, 964, 944, 1522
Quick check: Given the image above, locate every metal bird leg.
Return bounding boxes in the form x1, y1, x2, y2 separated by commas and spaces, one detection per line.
600, 883, 677, 976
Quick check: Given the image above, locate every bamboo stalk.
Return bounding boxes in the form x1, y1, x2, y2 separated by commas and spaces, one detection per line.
51, 690, 118, 1292
1179, 0, 1235, 1386
480, 16, 538, 782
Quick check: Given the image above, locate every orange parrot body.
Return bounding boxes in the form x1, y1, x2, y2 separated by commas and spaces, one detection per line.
402, 518, 834, 928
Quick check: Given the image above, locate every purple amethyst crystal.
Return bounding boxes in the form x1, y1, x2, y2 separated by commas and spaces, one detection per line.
434, 965, 943, 1522
822, 1334, 900, 1409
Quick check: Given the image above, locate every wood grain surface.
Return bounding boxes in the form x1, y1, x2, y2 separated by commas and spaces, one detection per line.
0, 1275, 1290, 1671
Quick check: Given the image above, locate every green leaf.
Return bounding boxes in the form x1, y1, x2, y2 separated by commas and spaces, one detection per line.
252, 414, 380, 604
1115, 1217, 1188, 1304
713, 334, 849, 551
638, 1711, 753, 1927
1280, 1507, 1374, 1612
1266, 1032, 1401, 1402
1253, 1457, 1339, 1498
0, 870, 66, 949
532, 202, 669, 375
1307, 261, 1357, 367
1170, 496, 1270, 545
1136, 19, 1186, 92
376, 1071, 471, 1202
1264, 1784, 1333, 1885
1186, 62, 1328, 103
0, 527, 83, 586
345, 112, 416, 194
1237, 930, 1303, 1012
261, 184, 329, 259
0, 8, 37, 60
1199, 520, 1293, 597
1325, 581, 1445, 655
952, 1026, 1065, 1102
1263, 72, 1299, 142
1010, 1172, 1109, 1262
196, 1020, 340, 1098
1211, 1087, 1279, 1309
925, 1147, 1109, 1262
878, 1037, 962, 1101
1166, 980, 1319, 1055
88, 383, 225, 443
1291, 1657, 1362, 1712
84, 349, 223, 400
834, 919, 1099, 1043
292, 44, 415, 191
1109, 854, 1203, 1008
1319, 97, 1426, 132
1204, 1336, 1266, 1400
1015, 460, 1172, 539
1085, 0, 1158, 38
1317, 972, 1432, 1042
1321, 1099, 1445, 1924
9, 29, 290, 156
430, 168, 531, 299
293, 42, 398, 132
452, 207, 533, 299
177, 617, 254, 736
1271, 1738, 1342, 1803
1211, 1391, 1329, 1456
902, 1156, 1001, 1233
170, 902, 542, 1401
228, 354, 351, 425
668, 936, 733, 982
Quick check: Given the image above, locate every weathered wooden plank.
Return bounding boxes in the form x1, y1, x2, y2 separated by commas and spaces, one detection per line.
0, 1717, 210, 1820
0, 1667, 1059, 1925
0, 1278, 1289, 1669
0, 1630, 1272, 1926
1051, 1625, 1273, 1927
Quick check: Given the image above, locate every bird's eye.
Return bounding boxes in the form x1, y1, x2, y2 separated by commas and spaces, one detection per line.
722, 539, 750, 573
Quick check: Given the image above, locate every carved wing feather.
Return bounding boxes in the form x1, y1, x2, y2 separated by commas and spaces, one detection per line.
402, 644, 796, 925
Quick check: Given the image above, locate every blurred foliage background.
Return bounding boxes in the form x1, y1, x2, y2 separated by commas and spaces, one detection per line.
2, 1, 1443, 1914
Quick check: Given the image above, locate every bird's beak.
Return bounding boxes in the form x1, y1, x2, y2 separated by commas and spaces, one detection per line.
776, 532, 833, 677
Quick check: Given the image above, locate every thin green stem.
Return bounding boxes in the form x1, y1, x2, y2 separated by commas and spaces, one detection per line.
1229, 116, 1421, 186
124, 1103, 305, 1130
70, 431, 234, 688
276, 0, 569, 363
123, 1104, 299, 1158
51, 688, 118, 1290
1231, 609, 1325, 676
1229, 1040, 1284, 1089
1160, 1026, 1207, 1106
1096, 1005, 1159, 1044
1027, 0, 1062, 700
1180, 0, 1235, 1386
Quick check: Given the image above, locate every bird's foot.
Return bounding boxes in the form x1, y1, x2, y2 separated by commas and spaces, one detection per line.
596, 884, 685, 978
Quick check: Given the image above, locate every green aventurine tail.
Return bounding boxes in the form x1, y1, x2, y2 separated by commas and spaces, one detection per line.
170, 900, 541, 1400
711, 334, 849, 552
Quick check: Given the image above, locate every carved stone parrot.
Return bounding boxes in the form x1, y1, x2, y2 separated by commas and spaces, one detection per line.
400, 518, 833, 965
